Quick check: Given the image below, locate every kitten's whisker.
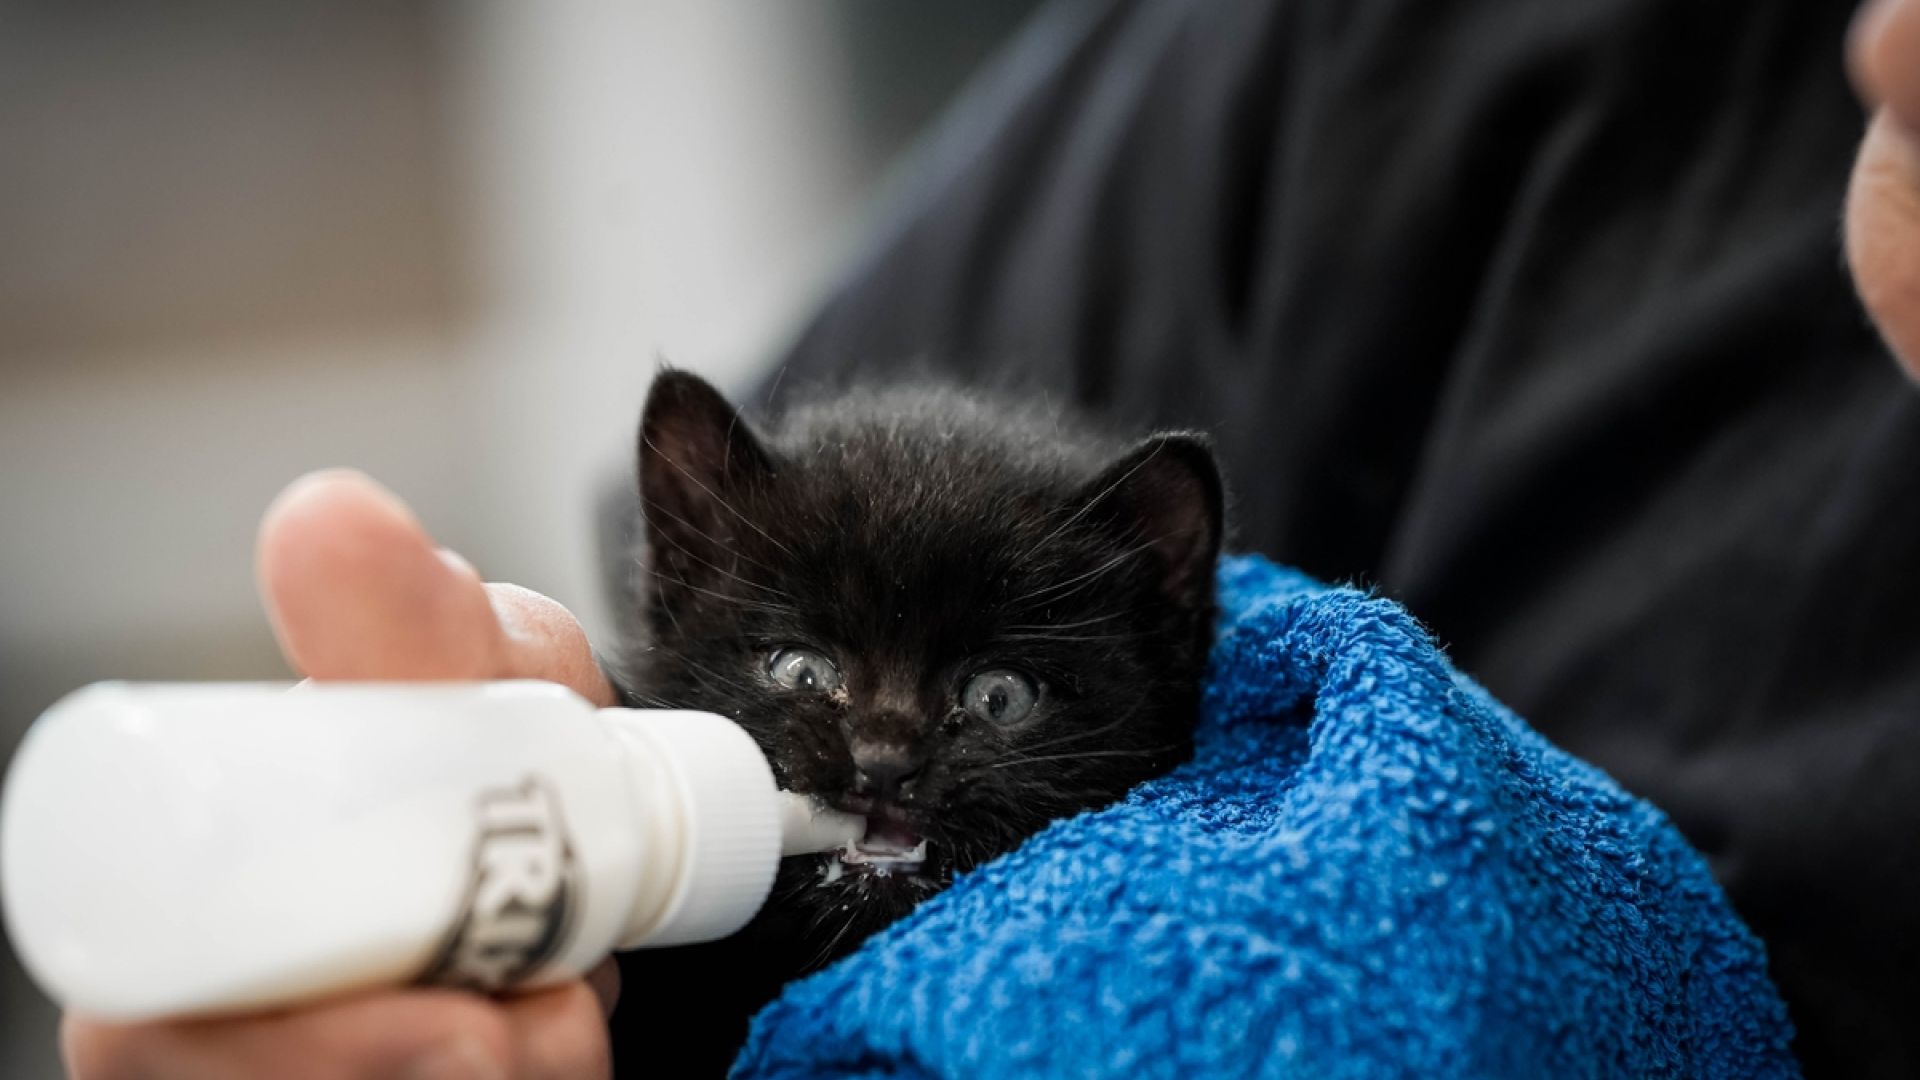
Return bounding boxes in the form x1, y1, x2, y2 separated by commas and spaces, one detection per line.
640, 641, 765, 701
806, 907, 862, 971
1002, 610, 1136, 633
665, 668, 741, 703
761, 361, 790, 409
985, 743, 1184, 770
642, 501, 780, 578
1012, 440, 1166, 564
652, 572, 801, 618
990, 709, 1145, 759
661, 661, 757, 700
651, 538, 783, 599
620, 690, 681, 709
642, 433, 797, 559
643, 640, 756, 671
1003, 534, 1170, 610
996, 630, 1137, 645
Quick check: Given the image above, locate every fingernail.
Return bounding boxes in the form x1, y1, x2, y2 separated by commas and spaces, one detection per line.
437, 547, 481, 581
1851, 1, 1894, 107
403, 1035, 507, 1080
585, 959, 623, 1017
265, 468, 423, 537
1857, 0, 1897, 41
1854, 0, 1920, 114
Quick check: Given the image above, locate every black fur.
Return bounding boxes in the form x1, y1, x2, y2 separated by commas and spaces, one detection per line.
608, 370, 1221, 1064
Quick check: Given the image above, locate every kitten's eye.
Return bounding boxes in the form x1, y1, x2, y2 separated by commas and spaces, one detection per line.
768, 647, 843, 693
961, 669, 1039, 725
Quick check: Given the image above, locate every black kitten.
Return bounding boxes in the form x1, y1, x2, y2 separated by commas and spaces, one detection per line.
608, 371, 1220, 1069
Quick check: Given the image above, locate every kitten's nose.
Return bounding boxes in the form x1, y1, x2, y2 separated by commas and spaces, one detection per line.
850, 740, 924, 799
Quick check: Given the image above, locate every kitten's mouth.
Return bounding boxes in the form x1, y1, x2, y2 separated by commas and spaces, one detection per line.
824, 801, 929, 879
841, 816, 928, 873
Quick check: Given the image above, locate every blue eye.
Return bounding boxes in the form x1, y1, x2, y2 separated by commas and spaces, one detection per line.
961, 669, 1039, 725
768, 647, 843, 693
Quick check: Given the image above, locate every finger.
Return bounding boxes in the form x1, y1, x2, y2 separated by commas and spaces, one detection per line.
500, 982, 614, 1080
1845, 111, 1920, 377
256, 470, 614, 706
486, 583, 618, 710
1853, 0, 1920, 129
256, 470, 494, 683
64, 990, 515, 1080
582, 958, 622, 1018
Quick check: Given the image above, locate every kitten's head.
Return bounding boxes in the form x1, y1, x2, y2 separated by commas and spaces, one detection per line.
622, 371, 1222, 948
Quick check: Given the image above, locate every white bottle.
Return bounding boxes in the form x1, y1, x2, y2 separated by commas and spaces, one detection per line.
0, 681, 866, 1021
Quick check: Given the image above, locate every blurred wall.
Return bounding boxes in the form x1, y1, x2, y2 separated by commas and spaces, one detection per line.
0, 2, 1035, 1073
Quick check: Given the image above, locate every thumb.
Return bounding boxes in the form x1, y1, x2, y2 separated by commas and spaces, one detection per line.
1847, 1, 1920, 377
1847, 113, 1920, 377
63, 980, 616, 1080
256, 470, 614, 705
1853, 0, 1920, 125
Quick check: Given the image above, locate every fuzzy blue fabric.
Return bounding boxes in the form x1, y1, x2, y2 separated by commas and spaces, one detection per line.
732, 555, 1799, 1079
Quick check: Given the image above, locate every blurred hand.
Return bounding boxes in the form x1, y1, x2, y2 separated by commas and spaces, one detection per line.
61, 470, 620, 1080
1848, 0, 1920, 376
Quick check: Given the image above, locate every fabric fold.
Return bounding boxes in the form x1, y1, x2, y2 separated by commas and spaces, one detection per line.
734, 555, 1797, 1079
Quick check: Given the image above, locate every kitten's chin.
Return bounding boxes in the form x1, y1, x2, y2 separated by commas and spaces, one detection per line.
807, 799, 939, 883
819, 817, 935, 891
797, 820, 948, 927
841, 815, 927, 871
824, 841, 928, 883
810, 852, 945, 914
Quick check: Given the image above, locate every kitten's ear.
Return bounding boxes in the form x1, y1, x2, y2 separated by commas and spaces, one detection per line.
1077, 434, 1223, 611
637, 370, 774, 583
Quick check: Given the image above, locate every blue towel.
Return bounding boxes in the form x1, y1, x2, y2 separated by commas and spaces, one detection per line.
733, 555, 1799, 1079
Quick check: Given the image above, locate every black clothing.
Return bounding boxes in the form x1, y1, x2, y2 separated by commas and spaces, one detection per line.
616, 1, 1916, 1074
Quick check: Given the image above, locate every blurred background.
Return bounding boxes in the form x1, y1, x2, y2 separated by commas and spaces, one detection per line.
0, 2, 1040, 1073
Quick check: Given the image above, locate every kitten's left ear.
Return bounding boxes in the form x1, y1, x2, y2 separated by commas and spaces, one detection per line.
1078, 433, 1224, 611
637, 369, 775, 589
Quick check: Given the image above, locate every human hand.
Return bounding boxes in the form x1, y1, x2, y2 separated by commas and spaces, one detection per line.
1847, 0, 1920, 376
60, 470, 620, 1079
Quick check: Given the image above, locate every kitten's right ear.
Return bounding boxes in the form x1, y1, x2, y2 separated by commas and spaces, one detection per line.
637, 369, 774, 588
1076, 433, 1224, 615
